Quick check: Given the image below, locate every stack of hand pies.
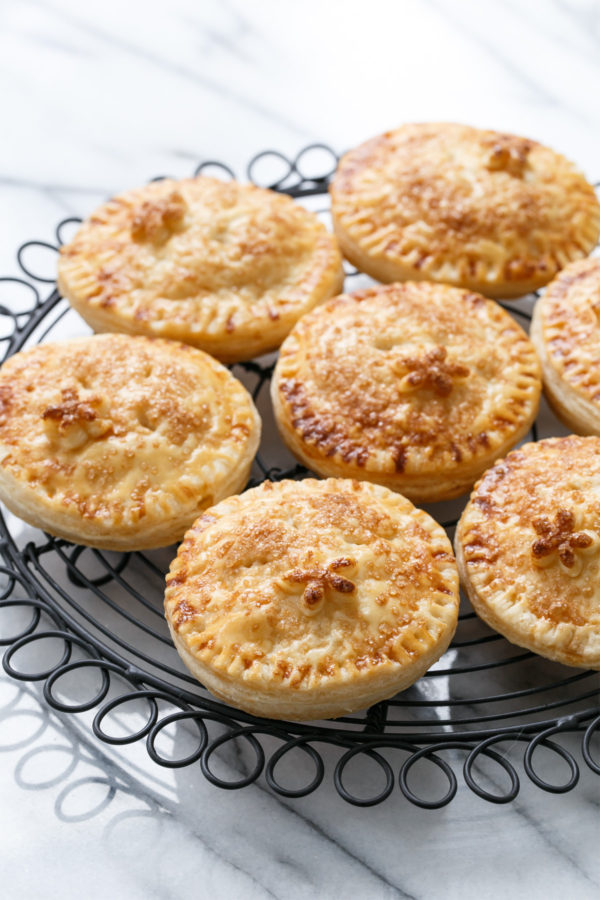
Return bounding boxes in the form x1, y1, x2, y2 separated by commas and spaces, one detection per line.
1, 123, 599, 721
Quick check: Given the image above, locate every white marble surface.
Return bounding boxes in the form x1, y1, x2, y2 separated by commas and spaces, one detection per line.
1, 0, 600, 897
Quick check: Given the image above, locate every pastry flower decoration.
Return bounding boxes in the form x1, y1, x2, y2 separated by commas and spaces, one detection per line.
484, 135, 533, 178
131, 190, 186, 243
395, 346, 470, 397
531, 508, 599, 577
42, 388, 113, 450
282, 557, 357, 614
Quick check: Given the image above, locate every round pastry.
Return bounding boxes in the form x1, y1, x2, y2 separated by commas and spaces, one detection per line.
164, 478, 459, 720
531, 257, 600, 434
456, 436, 600, 669
271, 282, 542, 503
57, 176, 344, 363
0, 334, 261, 550
330, 123, 600, 298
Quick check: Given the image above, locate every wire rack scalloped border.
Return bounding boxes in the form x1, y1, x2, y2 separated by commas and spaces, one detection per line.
0, 144, 599, 808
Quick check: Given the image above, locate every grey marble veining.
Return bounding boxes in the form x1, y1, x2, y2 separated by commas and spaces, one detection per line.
1, 674, 599, 900
1, 1, 600, 897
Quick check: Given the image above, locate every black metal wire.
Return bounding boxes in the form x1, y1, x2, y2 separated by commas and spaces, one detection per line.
0, 145, 598, 808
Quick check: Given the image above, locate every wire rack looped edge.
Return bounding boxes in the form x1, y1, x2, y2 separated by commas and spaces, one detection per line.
0, 145, 599, 808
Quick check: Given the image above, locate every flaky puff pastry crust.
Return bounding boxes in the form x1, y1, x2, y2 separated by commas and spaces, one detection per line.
165, 478, 459, 720
330, 123, 600, 298
57, 176, 344, 363
0, 334, 260, 550
271, 283, 541, 503
531, 258, 600, 434
456, 437, 600, 668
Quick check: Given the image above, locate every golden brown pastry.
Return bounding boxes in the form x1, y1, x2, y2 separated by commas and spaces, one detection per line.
456, 436, 600, 669
330, 123, 600, 298
0, 334, 260, 550
531, 257, 600, 434
164, 478, 459, 720
271, 282, 541, 503
57, 176, 344, 363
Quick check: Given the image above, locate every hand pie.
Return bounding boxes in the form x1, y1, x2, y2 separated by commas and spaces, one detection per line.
456, 436, 600, 669
330, 123, 600, 298
164, 478, 459, 720
0, 334, 260, 550
531, 257, 600, 434
58, 176, 344, 363
271, 282, 541, 503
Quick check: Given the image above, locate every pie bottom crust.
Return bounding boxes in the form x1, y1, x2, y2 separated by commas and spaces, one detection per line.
530, 303, 600, 435
455, 536, 600, 669
167, 620, 456, 720
271, 379, 537, 504
0, 458, 254, 552
334, 225, 551, 300
64, 265, 345, 365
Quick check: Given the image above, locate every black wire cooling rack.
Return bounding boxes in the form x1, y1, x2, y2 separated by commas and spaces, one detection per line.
1, 145, 599, 808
